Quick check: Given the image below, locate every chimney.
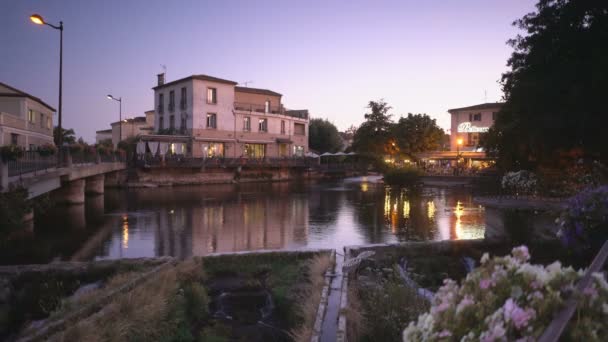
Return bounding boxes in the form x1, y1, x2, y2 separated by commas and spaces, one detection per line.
157, 73, 165, 86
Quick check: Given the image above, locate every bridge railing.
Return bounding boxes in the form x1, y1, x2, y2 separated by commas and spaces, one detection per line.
7, 151, 58, 177
5, 148, 126, 178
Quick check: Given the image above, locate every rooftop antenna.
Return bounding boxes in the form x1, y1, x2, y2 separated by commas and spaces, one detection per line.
241, 80, 253, 87
161, 64, 167, 76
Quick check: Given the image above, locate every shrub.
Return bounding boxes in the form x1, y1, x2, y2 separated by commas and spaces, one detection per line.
383, 166, 423, 186
556, 186, 608, 251
0, 145, 24, 162
37, 143, 57, 156
402, 246, 608, 342
501, 170, 538, 195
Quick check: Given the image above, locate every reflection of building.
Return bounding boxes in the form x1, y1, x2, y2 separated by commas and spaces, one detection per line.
146, 73, 309, 158
448, 102, 503, 151
0, 81, 55, 149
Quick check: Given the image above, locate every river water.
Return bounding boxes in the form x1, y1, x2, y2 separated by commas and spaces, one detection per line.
3, 176, 486, 265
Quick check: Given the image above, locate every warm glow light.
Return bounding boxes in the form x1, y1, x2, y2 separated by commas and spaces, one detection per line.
427, 200, 436, 220
122, 217, 129, 249
361, 182, 369, 192
107, 95, 113, 100
457, 138, 463, 146
30, 14, 44, 25
403, 200, 410, 219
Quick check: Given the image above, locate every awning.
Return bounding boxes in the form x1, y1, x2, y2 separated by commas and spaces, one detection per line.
238, 139, 275, 144
194, 137, 236, 142
276, 138, 293, 144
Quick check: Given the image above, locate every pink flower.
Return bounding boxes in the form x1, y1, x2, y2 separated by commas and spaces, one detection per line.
433, 301, 450, 314
480, 278, 492, 289
456, 295, 475, 313
438, 330, 452, 338
583, 285, 598, 299
503, 299, 536, 329
512, 245, 530, 263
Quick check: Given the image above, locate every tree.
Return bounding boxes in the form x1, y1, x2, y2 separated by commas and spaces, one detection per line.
308, 118, 343, 153
352, 100, 394, 154
53, 127, 76, 146
392, 113, 445, 155
482, 0, 608, 169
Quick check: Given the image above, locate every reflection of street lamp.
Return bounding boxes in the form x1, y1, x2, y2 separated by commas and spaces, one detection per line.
107, 95, 122, 147
30, 14, 63, 148
456, 138, 463, 175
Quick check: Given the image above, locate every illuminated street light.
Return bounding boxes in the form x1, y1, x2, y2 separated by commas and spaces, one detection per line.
29, 13, 64, 150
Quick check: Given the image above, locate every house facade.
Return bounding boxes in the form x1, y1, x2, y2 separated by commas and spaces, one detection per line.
149, 73, 309, 158
448, 102, 503, 151
0, 82, 55, 149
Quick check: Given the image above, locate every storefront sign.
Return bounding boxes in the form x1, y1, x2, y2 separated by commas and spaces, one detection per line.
457, 122, 489, 133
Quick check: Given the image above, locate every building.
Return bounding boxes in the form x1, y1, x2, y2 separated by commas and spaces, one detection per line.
95, 129, 112, 144
448, 102, 503, 151
0, 81, 55, 149
146, 73, 309, 158
110, 116, 151, 147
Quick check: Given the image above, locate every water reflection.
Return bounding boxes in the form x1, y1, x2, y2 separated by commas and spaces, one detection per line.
2, 177, 486, 264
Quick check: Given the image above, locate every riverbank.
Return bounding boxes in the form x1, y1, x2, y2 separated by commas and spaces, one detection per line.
1, 250, 334, 342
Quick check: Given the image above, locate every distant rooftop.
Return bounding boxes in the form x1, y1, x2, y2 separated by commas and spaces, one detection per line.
0, 81, 56, 112
448, 102, 504, 113
111, 116, 147, 125
152, 74, 238, 90
96, 129, 112, 134
235, 86, 282, 97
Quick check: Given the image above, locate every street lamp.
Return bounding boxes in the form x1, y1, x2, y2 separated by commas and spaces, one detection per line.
30, 14, 64, 148
107, 95, 122, 147
456, 138, 463, 175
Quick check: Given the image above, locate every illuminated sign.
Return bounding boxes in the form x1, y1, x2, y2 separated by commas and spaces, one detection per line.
457, 122, 489, 133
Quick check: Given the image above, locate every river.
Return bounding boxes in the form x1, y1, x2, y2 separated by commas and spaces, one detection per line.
2, 176, 486, 265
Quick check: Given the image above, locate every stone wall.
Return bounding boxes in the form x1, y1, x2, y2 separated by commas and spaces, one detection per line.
135, 167, 324, 185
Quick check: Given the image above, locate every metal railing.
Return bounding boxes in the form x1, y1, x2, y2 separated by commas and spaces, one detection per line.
6, 148, 126, 178
234, 102, 283, 114
6, 151, 58, 177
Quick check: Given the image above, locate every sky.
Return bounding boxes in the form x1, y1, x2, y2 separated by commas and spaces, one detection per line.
0, 0, 536, 142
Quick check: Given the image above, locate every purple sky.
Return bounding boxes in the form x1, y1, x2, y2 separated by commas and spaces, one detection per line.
1, 0, 536, 142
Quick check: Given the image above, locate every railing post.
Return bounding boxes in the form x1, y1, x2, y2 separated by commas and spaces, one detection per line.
0, 160, 8, 190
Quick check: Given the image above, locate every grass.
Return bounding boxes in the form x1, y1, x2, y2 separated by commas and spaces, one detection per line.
354, 266, 430, 342
36, 252, 331, 342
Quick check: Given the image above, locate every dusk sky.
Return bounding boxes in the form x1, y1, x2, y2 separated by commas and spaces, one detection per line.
1, 0, 536, 142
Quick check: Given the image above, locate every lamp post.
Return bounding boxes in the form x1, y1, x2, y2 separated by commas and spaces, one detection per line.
456, 138, 463, 176
30, 14, 63, 149
107, 95, 122, 148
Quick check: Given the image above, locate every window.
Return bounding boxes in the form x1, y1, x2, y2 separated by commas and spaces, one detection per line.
207, 88, 217, 104
258, 118, 268, 132
264, 100, 270, 113
28, 109, 35, 123
492, 112, 497, 121
207, 113, 217, 129
279, 143, 288, 157
169, 115, 175, 130
468, 113, 472, 122
180, 87, 187, 109
29, 144, 35, 151
473, 113, 482, 121
158, 93, 164, 113
40, 113, 44, 128
293, 145, 304, 157
243, 117, 251, 131
203, 142, 225, 158
281, 120, 286, 134
180, 114, 187, 132
244, 143, 265, 158
294, 123, 305, 135
10, 133, 18, 145
169, 90, 175, 111
47, 117, 52, 129
159, 116, 164, 130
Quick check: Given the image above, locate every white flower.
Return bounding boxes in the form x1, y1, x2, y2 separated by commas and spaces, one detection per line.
481, 253, 490, 264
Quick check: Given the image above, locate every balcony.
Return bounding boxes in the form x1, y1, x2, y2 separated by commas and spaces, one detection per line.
156, 127, 192, 136
234, 102, 283, 114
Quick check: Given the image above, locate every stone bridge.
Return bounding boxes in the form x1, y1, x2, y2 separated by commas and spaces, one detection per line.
1, 156, 126, 204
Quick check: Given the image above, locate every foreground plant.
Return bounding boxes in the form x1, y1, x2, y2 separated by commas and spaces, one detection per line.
501, 170, 538, 196
403, 246, 608, 341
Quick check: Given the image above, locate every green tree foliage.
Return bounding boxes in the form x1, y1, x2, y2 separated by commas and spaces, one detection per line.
53, 127, 76, 146
482, 0, 608, 169
392, 113, 445, 155
352, 100, 393, 154
308, 118, 344, 153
